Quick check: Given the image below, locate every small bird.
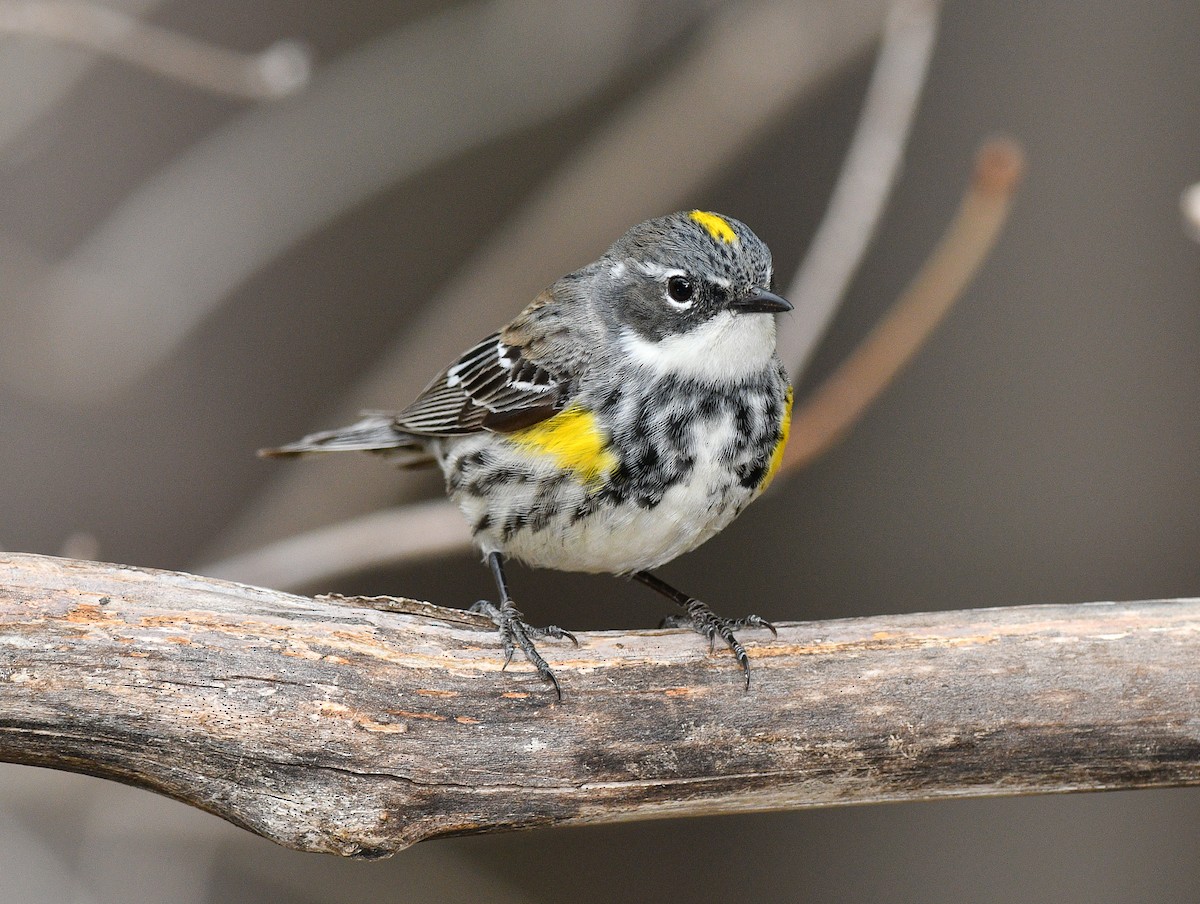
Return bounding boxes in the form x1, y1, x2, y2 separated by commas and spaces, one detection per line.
262, 210, 793, 698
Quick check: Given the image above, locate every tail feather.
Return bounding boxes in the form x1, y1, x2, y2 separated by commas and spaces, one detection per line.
258, 414, 431, 464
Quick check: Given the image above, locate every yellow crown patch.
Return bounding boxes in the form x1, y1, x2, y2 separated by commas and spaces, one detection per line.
689, 210, 738, 244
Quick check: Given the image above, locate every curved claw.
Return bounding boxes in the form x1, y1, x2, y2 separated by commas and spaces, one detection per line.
529, 623, 578, 646
674, 597, 774, 689
469, 599, 494, 616
732, 643, 752, 689
546, 626, 579, 646
538, 664, 563, 702
732, 614, 777, 637
469, 598, 572, 699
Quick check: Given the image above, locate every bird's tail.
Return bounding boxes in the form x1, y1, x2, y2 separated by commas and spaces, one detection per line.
258, 413, 435, 467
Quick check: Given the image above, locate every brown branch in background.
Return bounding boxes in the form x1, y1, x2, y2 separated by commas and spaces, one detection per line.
0, 1, 311, 100
780, 137, 1025, 474
4, 553, 1200, 856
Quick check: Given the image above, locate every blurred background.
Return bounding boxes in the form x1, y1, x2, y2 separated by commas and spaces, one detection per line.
3, 0, 1200, 901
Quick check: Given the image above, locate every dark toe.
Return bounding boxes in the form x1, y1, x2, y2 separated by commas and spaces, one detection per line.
474, 599, 570, 698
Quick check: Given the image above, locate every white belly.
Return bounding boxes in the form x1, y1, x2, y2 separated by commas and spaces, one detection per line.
441, 412, 758, 574
501, 468, 751, 573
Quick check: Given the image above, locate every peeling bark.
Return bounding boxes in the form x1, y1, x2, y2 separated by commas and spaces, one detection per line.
1, 553, 1199, 857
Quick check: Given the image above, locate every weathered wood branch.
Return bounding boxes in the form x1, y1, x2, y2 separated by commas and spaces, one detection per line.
2, 553, 1199, 858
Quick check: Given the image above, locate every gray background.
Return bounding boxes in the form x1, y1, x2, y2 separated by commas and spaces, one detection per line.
3, 1, 1199, 901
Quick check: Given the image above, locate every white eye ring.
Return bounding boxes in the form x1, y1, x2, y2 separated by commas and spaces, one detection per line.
664, 274, 695, 309
634, 261, 694, 309
653, 269, 690, 310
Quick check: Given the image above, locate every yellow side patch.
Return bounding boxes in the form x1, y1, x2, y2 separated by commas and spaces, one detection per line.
757, 386, 793, 494
689, 210, 738, 244
507, 405, 617, 485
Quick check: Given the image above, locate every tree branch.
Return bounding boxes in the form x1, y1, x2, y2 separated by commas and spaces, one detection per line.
0, 1, 312, 100
781, 136, 1025, 473
778, 0, 940, 377
3, 552, 1200, 858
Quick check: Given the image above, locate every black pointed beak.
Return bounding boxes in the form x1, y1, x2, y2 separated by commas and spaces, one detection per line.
731, 287, 793, 314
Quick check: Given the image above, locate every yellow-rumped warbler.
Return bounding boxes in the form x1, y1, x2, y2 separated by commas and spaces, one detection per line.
262, 210, 793, 697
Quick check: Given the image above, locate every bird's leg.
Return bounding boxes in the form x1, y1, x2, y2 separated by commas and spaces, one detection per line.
630, 570, 776, 689
469, 551, 577, 700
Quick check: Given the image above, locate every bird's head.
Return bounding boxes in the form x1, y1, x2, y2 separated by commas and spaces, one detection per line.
599, 210, 791, 382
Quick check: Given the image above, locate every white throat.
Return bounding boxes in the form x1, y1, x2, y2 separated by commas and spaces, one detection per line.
619, 311, 778, 383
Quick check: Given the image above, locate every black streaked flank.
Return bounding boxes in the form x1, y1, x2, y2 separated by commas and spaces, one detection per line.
453, 363, 788, 538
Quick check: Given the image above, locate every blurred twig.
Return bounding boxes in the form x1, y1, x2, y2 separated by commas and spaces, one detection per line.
0, 0, 167, 159
780, 137, 1025, 473
778, 0, 939, 378
6, 553, 1200, 856
0, 1, 311, 99
1181, 181, 1200, 243
203, 501, 468, 590
0, 0, 718, 404
58, 531, 99, 561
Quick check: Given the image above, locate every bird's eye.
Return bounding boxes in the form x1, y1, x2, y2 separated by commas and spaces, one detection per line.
666, 275, 694, 303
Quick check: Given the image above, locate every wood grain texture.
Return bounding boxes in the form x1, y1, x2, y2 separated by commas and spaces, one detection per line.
2, 552, 1199, 857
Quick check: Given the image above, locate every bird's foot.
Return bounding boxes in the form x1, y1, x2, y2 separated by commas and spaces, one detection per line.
661, 600, 776, 689
469, 599, 578, 700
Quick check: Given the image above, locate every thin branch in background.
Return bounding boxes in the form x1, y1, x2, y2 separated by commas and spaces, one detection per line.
203, 0, 892, 565
202, 501, 468, 590
0, 0, 168, 160
6, 553, 1200, 855
57, 531, 99, 561
1181, 180, 1200, 243
781, 137, 1026, 474
778, 0, 940, 380
0, 1, 312, 100
0, 0, 718, 405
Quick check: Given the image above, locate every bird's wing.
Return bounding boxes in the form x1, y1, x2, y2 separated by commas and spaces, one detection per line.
399, 273, 599, 436
393, 331, 569, 436
261, 280, 594, 455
